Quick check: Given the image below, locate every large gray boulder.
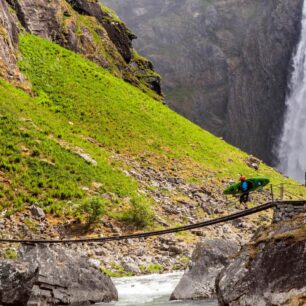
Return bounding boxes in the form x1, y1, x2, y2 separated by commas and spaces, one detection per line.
216, 214, 306, 306
0, 244, 118, 306
170, 239, 239, 300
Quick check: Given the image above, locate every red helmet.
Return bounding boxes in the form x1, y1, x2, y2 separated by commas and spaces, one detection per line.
240, 175, 246, 181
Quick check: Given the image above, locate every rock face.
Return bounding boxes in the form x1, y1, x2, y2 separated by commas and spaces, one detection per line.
0, 244, 118, 305
0, 0, 161, 96
216, 214, 306, 306
103, 0, 303, 164
170, 239, 239, 300
0, 0, 25, 86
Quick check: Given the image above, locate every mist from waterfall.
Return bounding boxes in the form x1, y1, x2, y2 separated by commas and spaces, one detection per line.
278, 0, 306, 183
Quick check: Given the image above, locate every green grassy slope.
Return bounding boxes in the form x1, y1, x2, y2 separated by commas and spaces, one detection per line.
0, 34, 304, 228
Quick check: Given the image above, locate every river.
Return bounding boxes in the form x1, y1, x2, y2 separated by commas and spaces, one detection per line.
97, 272, 218, 306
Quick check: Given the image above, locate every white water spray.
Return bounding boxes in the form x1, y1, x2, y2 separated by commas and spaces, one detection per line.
278, 1, 306, 182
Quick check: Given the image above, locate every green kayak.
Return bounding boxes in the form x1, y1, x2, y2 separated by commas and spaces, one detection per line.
223, 177, 270, 195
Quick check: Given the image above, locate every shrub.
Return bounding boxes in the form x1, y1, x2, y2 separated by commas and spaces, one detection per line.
121, 196, 154, 228
78, 197, 107, 228
3, 249, 18, 260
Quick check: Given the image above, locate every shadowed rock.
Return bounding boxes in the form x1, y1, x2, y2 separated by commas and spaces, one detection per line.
0, 244, 118, 306
216, 214, 306, 306
170, 239, 239, 300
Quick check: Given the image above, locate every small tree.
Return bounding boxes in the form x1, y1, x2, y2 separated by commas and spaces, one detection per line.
122, 196, 154, 229
79, 197, 106, 229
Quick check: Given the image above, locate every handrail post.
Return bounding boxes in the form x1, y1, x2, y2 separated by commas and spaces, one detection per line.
270, 184, 274, 202
280, 183, 284, 200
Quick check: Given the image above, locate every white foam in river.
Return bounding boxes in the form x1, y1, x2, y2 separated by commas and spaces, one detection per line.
97, 272, 217, 306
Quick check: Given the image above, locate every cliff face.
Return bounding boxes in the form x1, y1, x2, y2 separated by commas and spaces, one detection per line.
103, 0, 303, 164
0, 0, 161, 97
0, 0, 24, 87
216, 214, 306, 306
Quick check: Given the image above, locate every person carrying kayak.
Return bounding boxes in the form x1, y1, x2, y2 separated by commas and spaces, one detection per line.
239, 175, 250, 204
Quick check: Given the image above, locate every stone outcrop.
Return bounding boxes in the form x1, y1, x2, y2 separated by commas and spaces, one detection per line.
216, 214, 306, 306
170, 239, 239, 300
67, 0, 136, 63
0, 244, 118, 305
0, 0, 161, 96
0, 0, 25, 87
104, 0, 303, 164
273, 201, 306, 223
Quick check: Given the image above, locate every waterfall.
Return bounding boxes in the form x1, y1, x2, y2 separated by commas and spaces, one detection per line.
278, 1, 306, 182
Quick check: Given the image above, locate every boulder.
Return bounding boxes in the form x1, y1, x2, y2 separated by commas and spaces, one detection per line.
170, 239, 239, 300
0, 244, 118, 305
216, 214, 306, 306
0, 261, 38, 305
30, 206, 45, 219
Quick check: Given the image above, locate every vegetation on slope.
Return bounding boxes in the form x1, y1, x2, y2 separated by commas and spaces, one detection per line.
0, 34, 304, 233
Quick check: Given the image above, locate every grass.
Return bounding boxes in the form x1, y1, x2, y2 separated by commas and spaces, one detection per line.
3, 248, 18, 260
0, 33, 304, 230
101, 262, 133, 277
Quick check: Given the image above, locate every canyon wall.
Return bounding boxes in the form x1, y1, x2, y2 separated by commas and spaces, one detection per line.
104, 0, 303, 164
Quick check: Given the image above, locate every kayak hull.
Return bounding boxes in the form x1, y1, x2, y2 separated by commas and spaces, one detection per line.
224, 177, 270, 195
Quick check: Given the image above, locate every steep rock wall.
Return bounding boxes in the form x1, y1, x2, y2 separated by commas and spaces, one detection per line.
216, 214, 306, 305
104, 0, 303, 164
0, 0, 24, 87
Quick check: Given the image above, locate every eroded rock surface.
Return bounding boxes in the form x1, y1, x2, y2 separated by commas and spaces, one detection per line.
0, 244, 118, 306
0, 0, 24, 86
216, 214, 306, 306
170, 239, 239, 300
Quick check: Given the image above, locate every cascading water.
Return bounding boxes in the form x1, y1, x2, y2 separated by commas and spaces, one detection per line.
98, 273, 217, 306
278, 1, 306, 182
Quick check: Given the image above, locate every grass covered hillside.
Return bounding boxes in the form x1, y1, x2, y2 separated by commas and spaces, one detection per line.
0, 34, 305, 240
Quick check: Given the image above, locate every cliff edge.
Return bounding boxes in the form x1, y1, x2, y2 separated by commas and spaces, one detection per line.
216, 213, 306, 306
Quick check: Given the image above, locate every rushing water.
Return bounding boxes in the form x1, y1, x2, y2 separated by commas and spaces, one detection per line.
97, 272, 217, 306
278, 0, 306, 182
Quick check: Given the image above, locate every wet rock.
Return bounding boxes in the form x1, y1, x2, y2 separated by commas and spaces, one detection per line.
216, 215, 306, 306
0, 244, 118, 305
170, 239, 239, 300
